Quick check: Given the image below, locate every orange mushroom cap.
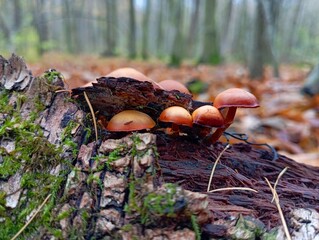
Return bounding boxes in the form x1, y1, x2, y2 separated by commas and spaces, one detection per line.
106, 67, 163, 89
213, 88, 259, 109
159, 106, 193, 127
106, 68, 151, 82
209, 88, 259, 143
159, 80, 191, 94
106, 110, 156, 132
192, 105, 224, 128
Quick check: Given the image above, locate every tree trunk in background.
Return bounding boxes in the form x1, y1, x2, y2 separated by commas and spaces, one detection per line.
301, 63, 319, 96
104, 0, 117, 56
169, 0, 184, 66
141, 0, 151, 59
33, 0, 49, 55
63, 0, 76, 54
73, 0, 84, 54
261, 0, 280, 78
282, 0, 303, 62
13, 0, 22, 31
199, 0, 220, 64
220, 0, 234, 58
248, 1, 265, 80
128, 0, 137, 58
0, 13, 10, 42
156, 0, 164, 58
187, 0, 200, 58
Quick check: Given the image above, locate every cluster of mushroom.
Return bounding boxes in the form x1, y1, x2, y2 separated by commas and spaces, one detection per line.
101, 68, 259, 144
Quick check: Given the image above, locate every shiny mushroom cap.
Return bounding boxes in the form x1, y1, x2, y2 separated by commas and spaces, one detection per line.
159, 80, 191, 94
106, 110, 156, 132
106, 67, 151, 82
159, 106, 193, 127
106, 67, 163, 89
214, 88, 259, 109
192, 105, 224, 128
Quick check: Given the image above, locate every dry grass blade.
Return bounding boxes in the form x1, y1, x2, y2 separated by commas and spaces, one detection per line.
208, 187, 258, 193
265, 177, 292, 240
84, 91, 98, 142
272, 167, 289, 202
207, 144, 230, 192
11, 194, 52, 240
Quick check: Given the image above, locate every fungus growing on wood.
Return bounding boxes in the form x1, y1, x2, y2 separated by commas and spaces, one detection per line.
106, 110, 156, 132
192, 105, 224, 141
106, 68, 151, 82
210, 88, 259, 143
159, 106, 193, 134
106, 67, 162, 89
159, 80, 191, 94
192, 105, 224, 128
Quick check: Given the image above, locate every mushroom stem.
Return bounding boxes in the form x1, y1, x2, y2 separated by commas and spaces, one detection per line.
209, 107, 237, 143
171, 123, 179, 132
170, 123, 181, 136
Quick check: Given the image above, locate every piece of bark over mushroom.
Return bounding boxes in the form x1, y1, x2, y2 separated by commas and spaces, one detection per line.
106, 110, 156, 132
210, 88, 259, 143
71, 77, 196, 119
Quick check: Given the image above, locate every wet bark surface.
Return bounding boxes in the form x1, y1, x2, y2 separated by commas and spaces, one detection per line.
71, 76, 209, 120
156, 134, 319, 228
1, 54, 319, 239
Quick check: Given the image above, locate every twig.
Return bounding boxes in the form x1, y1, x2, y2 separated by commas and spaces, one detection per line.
11, 194, 52, 240
272, 167, 289, 202
208, 187, 258, 193
207, 144, 230, 192
265, 177, 291, 240
84, 91, 98, 142
224, 132, 278, 161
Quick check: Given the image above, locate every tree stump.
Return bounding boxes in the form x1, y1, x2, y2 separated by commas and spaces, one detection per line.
0, 54, 318, 240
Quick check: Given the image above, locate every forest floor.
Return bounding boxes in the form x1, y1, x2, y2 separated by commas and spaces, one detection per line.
29, 53, 319, 167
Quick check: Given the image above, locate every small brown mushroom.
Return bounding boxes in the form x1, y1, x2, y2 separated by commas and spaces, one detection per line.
106, 67, 151, 82
106, 67, 162, 89
159, 80, 191, 94
192, 105, 224, 127
159, 106, 193, 134
210, 88, 259, 143
106, 110, 156, 132
192, 105, 224, 140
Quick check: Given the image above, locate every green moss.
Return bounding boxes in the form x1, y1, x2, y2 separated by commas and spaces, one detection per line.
0, 191, 7, 217
87, 173, 103, 190
191, 215, 201, 240
121, 224, 133, 232
61, 120, 79, 158
0, 78, 81, 238
141, 183, 178, 224
125, 181, 180, 226
106, 146, 126, 170
0, 90, 11, 113
43, 69, 64, 84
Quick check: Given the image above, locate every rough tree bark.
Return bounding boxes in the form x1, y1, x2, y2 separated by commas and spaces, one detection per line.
0, 54, 318, 240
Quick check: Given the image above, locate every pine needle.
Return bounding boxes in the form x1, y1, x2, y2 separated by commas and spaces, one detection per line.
83, 91, 98, 142
207, 144, 230, 192
208, 187, 258, 193
271, 167, 289, 202
265, 177, 292, 240
11, 194, 52, 240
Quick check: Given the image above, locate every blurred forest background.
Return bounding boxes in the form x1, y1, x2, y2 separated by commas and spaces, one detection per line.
1, 0, 319, 166
1, 0, 319, 76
